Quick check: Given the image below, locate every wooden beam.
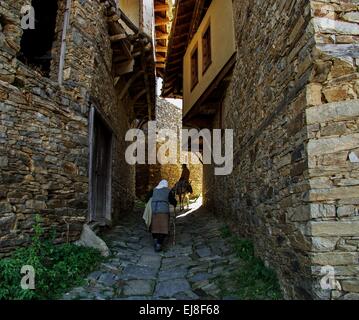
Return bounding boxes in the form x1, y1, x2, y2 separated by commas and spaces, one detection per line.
112, 41, 133, 59
154, 3, 170, 12
174, 22, 191, 31
178, 0, 195, 7
167, 57, 183, 65
58, 0, 71, 85
118, 70, 144, 99
107, 14, 121, 23
133, 89, 147, 104
113, 59, 134, 76
163, 76, 177, 86
173, 33, 188, 40
157, 69, 165, 78
166, 65, 181, 72
162, 88, 174, 96
156, 55, 166, 63
110, 34, 127, 42
156, 30, 169, 40
156, 63, 166, 69
155, 16, 170, 26
177, 12, 193, 21
189, 0, 206, 41
165, 72, 177, 81
110, 9, 138, 34
156, 45, 168, 53
172, 42, 186, 50
141, 52, 154, 120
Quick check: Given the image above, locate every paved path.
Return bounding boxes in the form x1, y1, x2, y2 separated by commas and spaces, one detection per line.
63, 204, 240, 300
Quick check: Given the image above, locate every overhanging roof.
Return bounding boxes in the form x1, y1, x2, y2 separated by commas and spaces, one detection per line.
101, 0, 156, 121
161, 0, 211, 98
155, 0, 173, 77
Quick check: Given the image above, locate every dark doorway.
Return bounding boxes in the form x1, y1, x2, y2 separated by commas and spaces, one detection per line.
18, 0, 59, 77
89, 108, 113, 225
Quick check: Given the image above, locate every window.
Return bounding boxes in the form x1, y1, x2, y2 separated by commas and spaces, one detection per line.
18, 0, 59, 77
202, 23, 212, 74
191, 47, 199, 91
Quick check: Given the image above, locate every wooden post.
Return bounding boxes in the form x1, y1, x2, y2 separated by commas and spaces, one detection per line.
58, 0, 72, 85
106, 133, 114, 223
88, 106, 95, 223
141, 53, 153, 120
173, 204, 177, 246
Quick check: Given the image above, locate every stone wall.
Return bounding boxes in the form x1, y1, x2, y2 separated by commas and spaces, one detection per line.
203, 0, 359, 299
136, 98, 203, 199
0, 0, 136, 256
306, 1, 359, 299
306, 100, 359, 300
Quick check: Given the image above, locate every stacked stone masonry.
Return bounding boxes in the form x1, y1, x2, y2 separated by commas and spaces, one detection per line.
203, 0, 359, 299
0, 0, 137, 257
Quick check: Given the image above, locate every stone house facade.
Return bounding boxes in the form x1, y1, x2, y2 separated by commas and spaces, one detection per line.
0, 0, 156, 257
163, 0, 359, 300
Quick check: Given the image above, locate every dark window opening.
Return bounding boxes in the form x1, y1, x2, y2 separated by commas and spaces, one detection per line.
18, 0, 59, 77
202, 24, 212, 74
191, 47, 199, 91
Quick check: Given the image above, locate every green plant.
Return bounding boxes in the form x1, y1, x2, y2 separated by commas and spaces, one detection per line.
0, 215, 103, 300
217, 227, 283, 300
220, 225, 232, 239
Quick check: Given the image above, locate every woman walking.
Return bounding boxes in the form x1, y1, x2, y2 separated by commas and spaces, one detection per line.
146, 180, 177, 252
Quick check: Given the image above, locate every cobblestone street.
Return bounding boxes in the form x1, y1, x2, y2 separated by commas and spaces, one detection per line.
63, 204, 241, 300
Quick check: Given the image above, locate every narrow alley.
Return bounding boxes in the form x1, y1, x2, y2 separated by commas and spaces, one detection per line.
63, 202, 241, 300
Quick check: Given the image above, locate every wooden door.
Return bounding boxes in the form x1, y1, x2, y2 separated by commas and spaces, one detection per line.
89, 108, 113, 224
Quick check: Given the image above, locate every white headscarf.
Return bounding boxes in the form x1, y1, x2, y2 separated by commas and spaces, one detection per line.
155, 179, 168, 189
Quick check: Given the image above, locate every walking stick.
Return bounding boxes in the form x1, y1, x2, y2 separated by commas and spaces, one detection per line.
173, 204, 177, 246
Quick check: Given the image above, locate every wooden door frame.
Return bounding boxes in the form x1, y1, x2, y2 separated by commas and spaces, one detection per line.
88, 105, 113, 224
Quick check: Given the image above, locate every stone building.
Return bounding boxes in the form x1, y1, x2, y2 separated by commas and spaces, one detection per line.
163, 0, 359, 299
136, 97, 203, 199
0, 0, 156, 256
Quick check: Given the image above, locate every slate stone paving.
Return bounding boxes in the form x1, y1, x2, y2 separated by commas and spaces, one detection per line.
62, 206, 241, 300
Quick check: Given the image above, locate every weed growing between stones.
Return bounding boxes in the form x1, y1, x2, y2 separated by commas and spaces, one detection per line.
218, 226, 283, 300
0, 215, 103, 300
